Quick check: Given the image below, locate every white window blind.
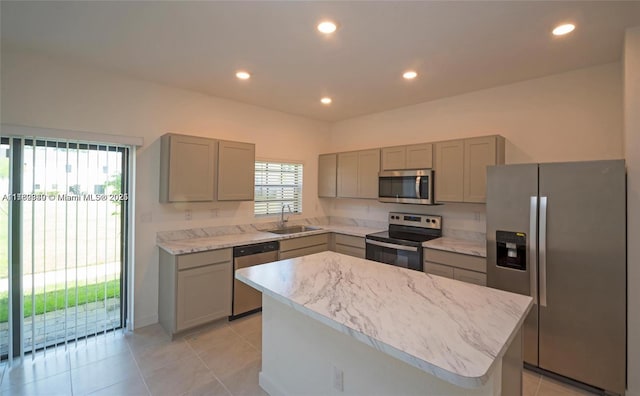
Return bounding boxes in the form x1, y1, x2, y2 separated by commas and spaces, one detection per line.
1, 137, 128, 362
254, 161, 303, 216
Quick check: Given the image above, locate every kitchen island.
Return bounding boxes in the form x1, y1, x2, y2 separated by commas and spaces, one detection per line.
236, 251, 533, 396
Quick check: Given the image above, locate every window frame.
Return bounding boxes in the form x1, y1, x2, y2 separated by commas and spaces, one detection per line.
254, 159, 304, 217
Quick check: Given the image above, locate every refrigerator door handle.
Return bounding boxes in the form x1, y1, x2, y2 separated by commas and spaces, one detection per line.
529, 196, 538, 304
539, 196, 548, 307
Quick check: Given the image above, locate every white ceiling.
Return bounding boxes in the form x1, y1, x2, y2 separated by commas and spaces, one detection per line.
2, 1, 640, 122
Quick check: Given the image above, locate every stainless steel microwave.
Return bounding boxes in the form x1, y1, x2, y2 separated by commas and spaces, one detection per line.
378, 169, 434, 205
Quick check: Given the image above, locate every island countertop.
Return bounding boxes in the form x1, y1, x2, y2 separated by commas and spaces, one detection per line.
236, 251, 532, 388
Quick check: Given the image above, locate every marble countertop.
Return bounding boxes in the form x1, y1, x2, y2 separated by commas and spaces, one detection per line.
158, 225, 385, 255
236, 251, 532, 388
423, 237, 487, 257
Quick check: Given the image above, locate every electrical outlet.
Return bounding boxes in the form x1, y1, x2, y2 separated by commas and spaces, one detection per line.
332, 365, 344, 392
474, 212, 481, 221
185, 209, 192, 220
210, 208, 218, 218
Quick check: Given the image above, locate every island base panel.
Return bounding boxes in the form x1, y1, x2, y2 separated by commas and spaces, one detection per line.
259, 295, 518, 395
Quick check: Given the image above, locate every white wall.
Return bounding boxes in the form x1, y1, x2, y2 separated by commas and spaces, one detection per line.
624, 26, 640, 396
0, 48, 331, 327
329, 62, 623, 162
326, 63, 624, 235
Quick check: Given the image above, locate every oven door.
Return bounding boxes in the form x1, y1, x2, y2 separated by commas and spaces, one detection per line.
365, 239, 422, 271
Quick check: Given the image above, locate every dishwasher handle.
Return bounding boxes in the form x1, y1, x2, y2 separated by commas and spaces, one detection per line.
233, 241, 280, 257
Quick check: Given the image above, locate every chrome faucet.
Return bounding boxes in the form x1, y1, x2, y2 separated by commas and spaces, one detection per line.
279, 204, 292, 228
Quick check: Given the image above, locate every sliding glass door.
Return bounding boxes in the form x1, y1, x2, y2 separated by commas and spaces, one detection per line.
1, 137, 128, 360
1, 140, 10, 359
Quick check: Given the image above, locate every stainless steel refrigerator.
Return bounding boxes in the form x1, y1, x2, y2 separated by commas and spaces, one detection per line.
486, 160, 626, 395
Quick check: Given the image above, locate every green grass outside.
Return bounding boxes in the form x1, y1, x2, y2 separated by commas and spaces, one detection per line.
1, 156, 8, 278
0, 279, 120, 323
0, 200, 7, 280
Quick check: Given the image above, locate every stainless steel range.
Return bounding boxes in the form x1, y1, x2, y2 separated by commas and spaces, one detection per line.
365, 212, 442, 271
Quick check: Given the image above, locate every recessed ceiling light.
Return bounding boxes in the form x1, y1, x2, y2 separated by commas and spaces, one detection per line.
320, 97, 332, 105
552, 23, 575, 36
317, 21, 337, 34
403, 71, 418, 80
235, 71, 251, 80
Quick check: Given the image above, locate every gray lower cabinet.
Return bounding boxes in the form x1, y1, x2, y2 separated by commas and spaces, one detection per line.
423, 248, 487, 286
332, 234, 365, 258
159, 248, 232, 337
279, 234, 329, 260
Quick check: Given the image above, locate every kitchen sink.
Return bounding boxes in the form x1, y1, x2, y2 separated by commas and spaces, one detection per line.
267, 225, 322, 235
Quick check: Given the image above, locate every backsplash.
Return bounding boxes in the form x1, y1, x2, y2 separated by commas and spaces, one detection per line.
156, 207, 481, 244
156, 216, 387, 243
326, 199, 486, 242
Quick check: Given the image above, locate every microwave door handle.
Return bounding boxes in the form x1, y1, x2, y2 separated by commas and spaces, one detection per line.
415, 176, 421, 199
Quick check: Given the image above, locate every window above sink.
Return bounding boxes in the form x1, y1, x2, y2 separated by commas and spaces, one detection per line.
254, 161, 303, 216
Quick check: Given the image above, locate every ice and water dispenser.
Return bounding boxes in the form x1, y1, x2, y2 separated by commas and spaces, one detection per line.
495, 231, 527, 271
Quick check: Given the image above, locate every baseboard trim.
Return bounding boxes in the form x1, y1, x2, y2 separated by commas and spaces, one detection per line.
259, 371, 286, 396
134, 314, 158, 329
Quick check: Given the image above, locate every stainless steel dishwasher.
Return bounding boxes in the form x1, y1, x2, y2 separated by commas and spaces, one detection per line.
231, 241, 279, 320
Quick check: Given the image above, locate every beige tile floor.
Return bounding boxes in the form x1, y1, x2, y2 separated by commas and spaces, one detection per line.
0, 313, 598, 395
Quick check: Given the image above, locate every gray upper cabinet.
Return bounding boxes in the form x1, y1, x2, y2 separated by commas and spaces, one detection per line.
160, 134, 217, 203
406, 143, 433, 169
318, 153, 337, 197
435, 135, 505, 203
381, 146, 406, 170
358, 149, 381, 198
160, 133, 255, 203
217, 140, 255, 201
435, 139, 465, 202
322, 135, 501, 203
464, 136, 504, 203
337, 149, 380, 199
337, 152, 359, 198
382, 143, 433, 170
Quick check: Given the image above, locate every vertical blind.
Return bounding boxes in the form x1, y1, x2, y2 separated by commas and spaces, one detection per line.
1, 137, 127, 362
254, 161, 303, 216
